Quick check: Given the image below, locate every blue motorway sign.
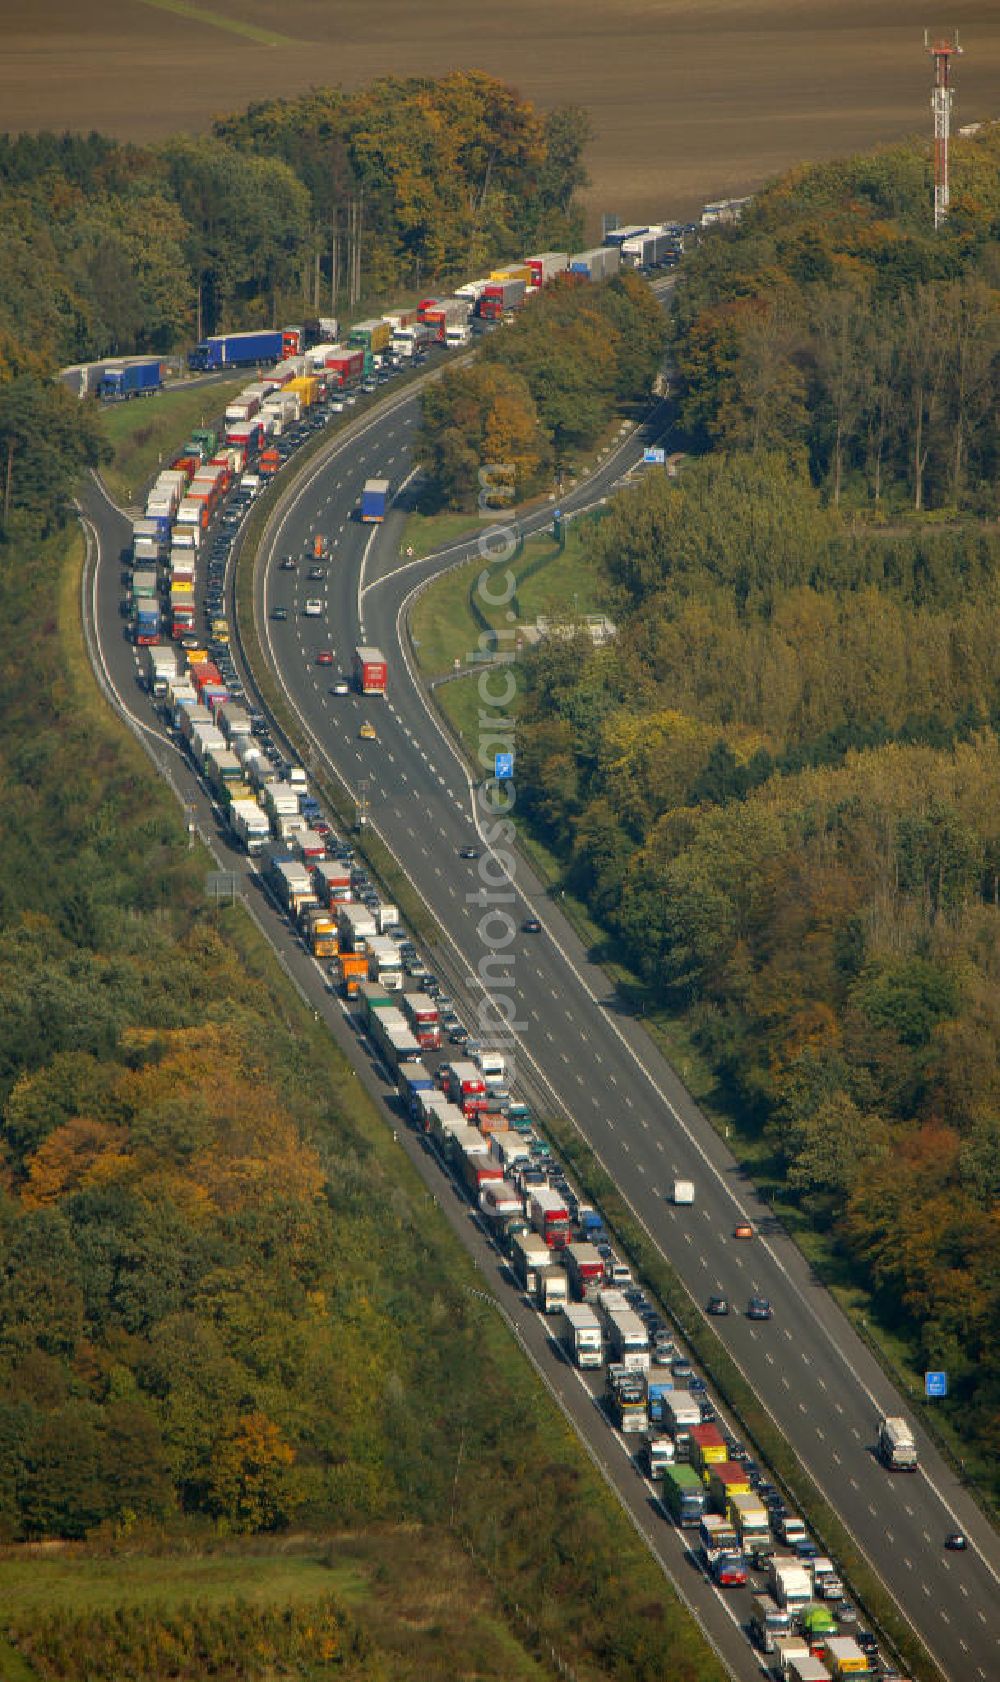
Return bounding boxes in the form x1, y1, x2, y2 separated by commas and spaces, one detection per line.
494, 751, 514, 781
925, 1370, 948, 1398
643, 446, 666, 465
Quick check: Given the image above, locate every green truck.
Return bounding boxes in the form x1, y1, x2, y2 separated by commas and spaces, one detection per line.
662, 1463, 707, 1528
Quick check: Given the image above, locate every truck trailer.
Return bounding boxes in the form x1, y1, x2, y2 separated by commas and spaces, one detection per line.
353, 645, 387, 697
361, 479, 389, 522
560, 1302, 602, 1368
877, 1414, 917, 1471
188, 328, 300, 372
98, 359, 162, 401
661, 1463, 706, 1527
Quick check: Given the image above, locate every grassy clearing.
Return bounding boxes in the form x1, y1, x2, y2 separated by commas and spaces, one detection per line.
0, 1547, 359, 1618
410, 520, 609, 681
397, 508, 482, 559
98, 377, 248, 507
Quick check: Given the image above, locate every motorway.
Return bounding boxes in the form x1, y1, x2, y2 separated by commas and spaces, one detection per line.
82, 325, 1000, 1680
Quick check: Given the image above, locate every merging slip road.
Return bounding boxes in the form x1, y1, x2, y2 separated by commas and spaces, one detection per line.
81, 307, 1000, 1680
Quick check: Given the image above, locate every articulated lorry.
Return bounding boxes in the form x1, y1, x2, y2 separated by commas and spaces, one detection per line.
361, 478, 389, 522
188, 328, 301, 371
99, 359, 162, 401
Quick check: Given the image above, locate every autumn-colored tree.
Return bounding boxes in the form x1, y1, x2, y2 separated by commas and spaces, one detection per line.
207, 1411, 297, 1533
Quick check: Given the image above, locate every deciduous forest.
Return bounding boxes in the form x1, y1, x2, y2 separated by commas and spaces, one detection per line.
417, 271, 667, 506
518, 125, 1000, 1494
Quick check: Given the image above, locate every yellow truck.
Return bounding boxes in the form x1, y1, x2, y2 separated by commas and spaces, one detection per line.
490, 264, 532, 285
285, 373, 321, 411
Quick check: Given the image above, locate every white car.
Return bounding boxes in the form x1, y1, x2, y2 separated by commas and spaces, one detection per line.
331, 680, 349, 696
304, 599, 322, 617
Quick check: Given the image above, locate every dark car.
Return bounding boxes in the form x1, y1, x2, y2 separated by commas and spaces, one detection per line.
747, 1296, 773, 1321
699, 1401, 717, 1423
707, 1294, 729, 1316
522, 916, 542, 933
448, 1026, 469, 1045
688, 1376, 707, 1395
279, 556, 297, 570
459, 845, 481, 859
944, 1532, 968, 1551
271, 606, 288, 620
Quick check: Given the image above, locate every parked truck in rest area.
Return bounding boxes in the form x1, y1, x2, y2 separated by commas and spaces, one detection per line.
188, 328, 300, 371
661, 1463, 706, 1527
560, 1301, 602, 1368
99, 359, 162, 401
353, 644, 387, 697
877, 1414, 917, 1471
361, 478, 389, 523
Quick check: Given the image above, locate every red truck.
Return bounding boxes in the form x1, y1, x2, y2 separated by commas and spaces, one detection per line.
477, 278, 526, 321
402, 992, 441, 1051
323, 347, 365, 388
190, 661, 224, 698
444, 1060, 487, 1116
565, 1241, 605, 1300
353, 645, 387, 697
459, 1145, 503, 1201
259, 447, 282, 477
525, 252, 569, 289
528, 1187, 571, 1249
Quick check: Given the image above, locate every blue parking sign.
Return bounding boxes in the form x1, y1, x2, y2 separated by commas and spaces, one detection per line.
494, 751, 514, 781
925, 1370, 948, 1398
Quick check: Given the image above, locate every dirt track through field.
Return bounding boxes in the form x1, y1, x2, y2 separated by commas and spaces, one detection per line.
5, 0, 999, 225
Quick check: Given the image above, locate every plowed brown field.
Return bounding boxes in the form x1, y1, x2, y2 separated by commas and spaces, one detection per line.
4, 0, 998, 225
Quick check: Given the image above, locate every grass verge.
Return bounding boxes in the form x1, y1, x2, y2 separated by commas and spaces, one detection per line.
410, 520, 609, 682
97, 377, 249, 507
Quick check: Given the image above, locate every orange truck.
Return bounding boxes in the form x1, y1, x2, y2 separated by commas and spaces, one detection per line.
339, 952, 369, 998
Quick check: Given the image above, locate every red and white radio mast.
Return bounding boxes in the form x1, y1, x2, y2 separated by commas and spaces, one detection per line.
925, 29, 962, 229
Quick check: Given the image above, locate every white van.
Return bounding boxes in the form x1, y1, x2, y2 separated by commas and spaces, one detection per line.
672, 1179, 695, 1205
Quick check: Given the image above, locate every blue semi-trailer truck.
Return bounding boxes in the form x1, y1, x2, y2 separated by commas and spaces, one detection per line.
188, 328, 300, 372
361, 478, 389, 522
98, 360, 162, 401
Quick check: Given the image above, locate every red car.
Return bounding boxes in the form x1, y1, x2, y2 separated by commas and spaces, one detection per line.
734, 1221, 754, 1240
316, 649, 334, 666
